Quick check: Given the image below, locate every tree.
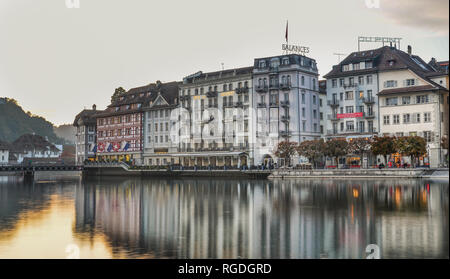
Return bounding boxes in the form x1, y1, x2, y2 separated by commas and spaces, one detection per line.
347, 138, 372, 168
442, 135, 449, 150
274, 141, 298, 167
111, 87, 126, 103
371, 136, 396, 165
324, 139, 348, 167
405, 136, 427, 167
296, 139, 326, 168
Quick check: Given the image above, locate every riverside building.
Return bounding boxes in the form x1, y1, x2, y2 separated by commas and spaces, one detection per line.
177, 67, 254, 168
377, 46, 449, 167
252, 54, 321, 166
94, 81, 179, 165
73, 105, 100, 164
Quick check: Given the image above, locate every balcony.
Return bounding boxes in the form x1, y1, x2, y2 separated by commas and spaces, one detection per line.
223, 102, 234, 108
206, 103, 218, 108
257, 102, 266, 108
343, 83, 358, 89
327, 129, 338, 135
361, 96, 375, 104
280, 100, 290, 107
236, 87, 249, 94
327, 114, 339, 121
280, 83, 291, 90
179, 95, 191, 101
269, 83, 279, 90
269, 102, 279, 107
206, 91, 218, 98
327, 100, 340, 107
280, 130, 292, 137
281, 115, 290, 122
255, 85, 268, 93
234, 101, 244, 108
364, 112, 375, 119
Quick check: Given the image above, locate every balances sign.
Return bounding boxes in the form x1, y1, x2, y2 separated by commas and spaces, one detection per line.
282, 44, 309, 55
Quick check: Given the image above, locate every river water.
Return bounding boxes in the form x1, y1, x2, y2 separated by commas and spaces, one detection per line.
0, 174, 448, 259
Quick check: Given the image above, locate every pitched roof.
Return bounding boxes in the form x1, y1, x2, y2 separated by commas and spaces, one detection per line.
73, 108, 101, 126
0, 140, 10, 150
324, 46, 448, 92
182, 66, 254, 85
95, 81, 181, 118
12, 134, 60, 153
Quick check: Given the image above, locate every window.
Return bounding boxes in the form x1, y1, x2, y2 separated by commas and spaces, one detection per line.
405, 79, 416, 86
302, 108, 305, 117
332, 79, 337, 88
416, 95, 429, 104
320, 99, 323, 107
282, 57, 289, 65
223, 84, 228, 91
301, 93, 305, 104
313, 95, 316, 105
259, 61, 266, 68
358, 76, 364, 85
340, 122, 344, 131
353, 63, 360, 70
340, 92, 344, 101
424, 131, 432, 142
313, 109, 317, 119
385, 80, 397, 88
345, 106, 354, 113
402, 96, 411, 105
385, 97, 398, 106
346, 121, 354, 131
393, 115, 400, 124
413, 113, 420, 123
314, 123, 318, 132
383, 115, 390, 125
403, 114, 410, 124
366, 75, 373, 84
342, 64, 350, 71
365, 61, 373, 69
424, 112, 431, 122
339, 78, 344, 87
345, 91, 354, 100
301, 76, 305, 86
349, 77, 354, 86
320, 112, 323, 120
155, 123, 158, 132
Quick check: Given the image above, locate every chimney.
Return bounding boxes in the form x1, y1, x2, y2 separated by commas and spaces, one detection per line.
407, 45, 412, 55
92, 104, 97, 111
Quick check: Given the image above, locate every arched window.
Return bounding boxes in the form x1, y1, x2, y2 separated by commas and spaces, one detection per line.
223, 84, 227, 91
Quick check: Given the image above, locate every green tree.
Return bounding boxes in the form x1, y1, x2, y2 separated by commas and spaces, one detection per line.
324, 139, 348, 167
296, 139, 326, 168
406, 136, 427, 167
274, 141, 298, 167
371, 136, 396, 165
347, 138, 372, 168
111, 87, 126, 103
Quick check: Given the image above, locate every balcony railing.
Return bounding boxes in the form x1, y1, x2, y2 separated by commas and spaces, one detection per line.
236, 87, 249, 94
257, 102, 266, 108
361, 96, 375, 104
206, 91, 218, 98
280, 100, 290, 107
327, 100, 340, 107
234, 101, 244, 108
327, 114, 339, 121
280, 83, 291, 90
364, 112, 375, 118
269, 83, 279, 90
269, 102, 279, 107
255, 85, 268, 93
280, 130, 292, 137
281, 115, 290, 122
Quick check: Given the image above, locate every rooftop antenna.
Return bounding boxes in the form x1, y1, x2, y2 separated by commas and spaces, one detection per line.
333, 53, 347, 63
221, 63, 224, 71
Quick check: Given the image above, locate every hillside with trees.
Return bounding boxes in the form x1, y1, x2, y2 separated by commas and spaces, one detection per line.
0, 97, 66, 144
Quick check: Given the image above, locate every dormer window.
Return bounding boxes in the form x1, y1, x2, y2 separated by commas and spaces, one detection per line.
342, 64, 350, 72
366, 61, 373, 68
115, 107, 119, 112
384, 80, 397, 88
387, 59, 396, 66
259, 61, 266, 68
270, 59, 280, 68
282, 57, 289, 65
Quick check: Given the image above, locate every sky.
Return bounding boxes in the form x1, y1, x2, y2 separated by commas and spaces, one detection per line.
0, 0, 448, 125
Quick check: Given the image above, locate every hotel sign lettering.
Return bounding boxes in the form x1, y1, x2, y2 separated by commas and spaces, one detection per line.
282, 44, 309, 55
337, 112, 363, 119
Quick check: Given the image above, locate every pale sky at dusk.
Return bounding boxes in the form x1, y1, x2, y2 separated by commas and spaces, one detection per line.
0, 0, 448, 125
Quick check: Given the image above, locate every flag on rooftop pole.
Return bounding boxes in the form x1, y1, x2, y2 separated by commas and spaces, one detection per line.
285, 20, 288, 43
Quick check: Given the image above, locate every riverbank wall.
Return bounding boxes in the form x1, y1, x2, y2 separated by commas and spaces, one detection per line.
269, 168, 449, 179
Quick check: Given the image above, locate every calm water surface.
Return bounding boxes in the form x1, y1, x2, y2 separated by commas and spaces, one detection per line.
0, 174, 448, 259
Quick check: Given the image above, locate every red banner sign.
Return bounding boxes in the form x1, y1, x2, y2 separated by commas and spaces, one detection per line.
337, 112, 363, 119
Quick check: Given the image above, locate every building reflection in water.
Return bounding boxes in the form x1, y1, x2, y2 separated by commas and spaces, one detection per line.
74, 178, 449, 259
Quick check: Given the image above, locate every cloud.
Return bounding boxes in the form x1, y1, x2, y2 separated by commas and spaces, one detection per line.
378, 0, 449, 35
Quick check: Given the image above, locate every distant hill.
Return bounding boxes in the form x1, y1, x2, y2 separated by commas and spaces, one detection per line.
54, 124, 76, 144
0, 97, 66, 144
